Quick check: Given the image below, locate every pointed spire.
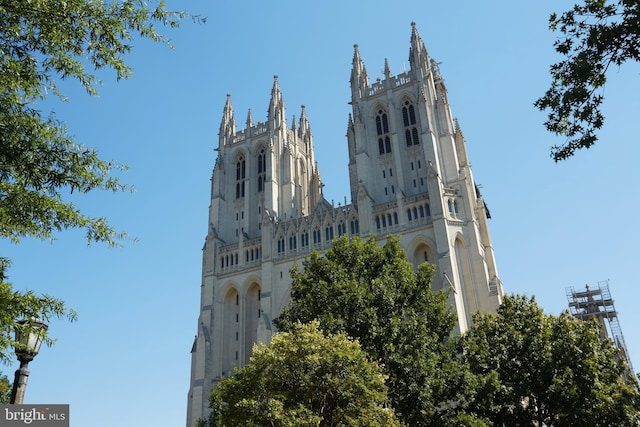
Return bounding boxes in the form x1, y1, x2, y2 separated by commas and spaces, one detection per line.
299, 105, 311, 139
268, 75, 285, 127
219, 93, 236, 145
430, 58, 442, 81
384, 57, 392, 79
291, 115, 297, 132
270, 75, 282, 108
409, 21, 430, 76
350, 44, 369, 95
454, 118, 469, 167
246, 108, 253, 128
454, 118, 463, 138
346, 113, 355, 140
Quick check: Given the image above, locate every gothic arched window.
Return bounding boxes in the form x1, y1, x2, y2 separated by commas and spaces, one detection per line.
376, 108, 391, 155
402, 100, 420, 146
236, 156, 246, 198
257, 148, 266, 193
350, 218, 359, 235
325, 225, 334, 242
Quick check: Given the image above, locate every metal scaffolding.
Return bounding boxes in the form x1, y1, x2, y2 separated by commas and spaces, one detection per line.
566, 280, 634, 374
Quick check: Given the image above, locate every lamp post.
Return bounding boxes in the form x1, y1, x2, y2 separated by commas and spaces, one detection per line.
10, 319, 48, 404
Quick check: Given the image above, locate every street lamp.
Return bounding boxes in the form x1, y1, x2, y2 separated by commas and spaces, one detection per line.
10, 319, 48, 404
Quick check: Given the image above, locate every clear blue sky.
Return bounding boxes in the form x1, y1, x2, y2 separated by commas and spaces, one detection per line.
2, 1, 639, 426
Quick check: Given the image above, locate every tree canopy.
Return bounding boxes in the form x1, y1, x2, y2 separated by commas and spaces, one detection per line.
535, 0, 640, 161
208, 321, 402, 427
459, 295, 640, 426
205, 236, 640, 426
0, 0, 197, 246
0, 1, 198, 361
274, 236, 479, 426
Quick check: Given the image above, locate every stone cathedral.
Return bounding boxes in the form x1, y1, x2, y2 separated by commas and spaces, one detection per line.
186, 23, 504, 426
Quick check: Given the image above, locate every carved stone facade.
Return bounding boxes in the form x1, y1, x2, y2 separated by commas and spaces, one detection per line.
186, 23, 503, 426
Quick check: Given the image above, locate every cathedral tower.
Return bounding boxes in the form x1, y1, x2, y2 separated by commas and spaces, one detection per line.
186, 23, 503, 426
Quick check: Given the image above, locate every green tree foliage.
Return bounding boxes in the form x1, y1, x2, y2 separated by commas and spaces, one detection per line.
0, 0, 199, 246
535, 0, 640, 161
459, 295, 640, 426
0, 1, 198, 360
275, 236, 480, 426
210, 321, 402, 427
0, 265, 77, 363
0, 372, 10, 403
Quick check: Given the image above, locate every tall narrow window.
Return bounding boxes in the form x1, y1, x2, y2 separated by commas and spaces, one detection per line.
257, 148, 266, 192
409, 104, 416, 124
350, 219, 359, 234
376, 108, 392, 155
402, 100, 420, 146
325, 226, 334, 241
236, 156, 246, 198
